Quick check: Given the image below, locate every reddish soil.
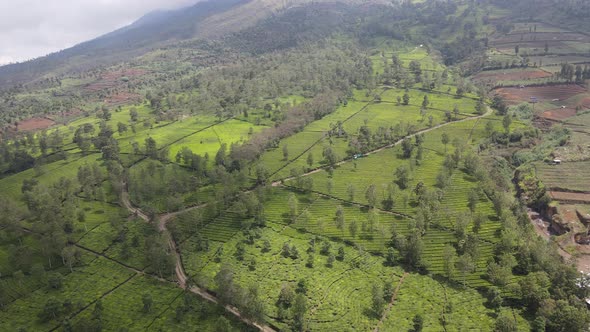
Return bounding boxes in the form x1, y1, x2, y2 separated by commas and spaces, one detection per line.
106, 92, 142, 107
549, 191, 590, 203
474, 69, 552, 82
494, 84, 587, 105
540, 107, 579, 121
17, 117, 55, 131
84, 68, 147, 93
580, 97, 590, 109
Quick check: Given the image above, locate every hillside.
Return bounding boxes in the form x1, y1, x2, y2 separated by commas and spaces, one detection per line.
1, 0, 590, 331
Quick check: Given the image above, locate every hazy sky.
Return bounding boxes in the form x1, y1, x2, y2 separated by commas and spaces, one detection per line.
0, 0, 198, 65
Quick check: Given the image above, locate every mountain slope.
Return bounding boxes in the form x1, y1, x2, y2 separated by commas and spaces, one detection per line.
0, 0, 246, 87
0, 0, 392, 89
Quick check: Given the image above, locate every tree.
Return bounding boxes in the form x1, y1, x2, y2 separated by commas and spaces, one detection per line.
545, 300, 590, 332
515, 45, 520, 55
48, 272, 63, 289
117, 122, 128, 136
441, 133, 450, 153
495, 312, 517, 332
306, 152, 314, 168
130, 108, 139, 122
216, 316, 232, 332
306, 253, 314, 268
282, 144, 289, 161
443, 244, 457, 279
401, 138, 413, 158
242, 284, 266, 323
412, 314, 424, 332
145, 137, 158, 159
262, 239, 272, 253
327, 253, 335, 267
518, 272, 550, 311
544, 41, 549, 54
38, 297, 61, 322
422, 95, 429, 109
278, 283, 295, 307
371, 284, 385, 317
349, 219, 358, 238
288, 194, 298, 223
61, 246, 81, 272
456, 254, 474, 286
468, 189, 479, 213
404, 231, 423, 269
215, 264, 237, 305
502, 114, 512, 134
347, 184, 355, 201
402, 93, 410, 105
394, 165, 410, 190
486, 287, 503, 312
365, 184, 378, 208
337, 246, 345, 261
335, 205, 345, 233
323, 146, 337, 168
326, 179, 333, 195
292, 294, 307, 331
385, 247, 396, 266
142, 293, 153, 313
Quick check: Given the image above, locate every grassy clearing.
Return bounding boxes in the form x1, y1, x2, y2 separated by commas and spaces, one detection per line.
75, 201, 129, 253
168, 119, 264, 162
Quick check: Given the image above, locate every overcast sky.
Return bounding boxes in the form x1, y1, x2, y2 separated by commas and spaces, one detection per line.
0, 0, 199, 65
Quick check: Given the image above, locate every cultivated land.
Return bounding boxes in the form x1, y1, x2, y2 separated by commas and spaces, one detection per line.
481, 11, 590, 280
2, 0, 590, 331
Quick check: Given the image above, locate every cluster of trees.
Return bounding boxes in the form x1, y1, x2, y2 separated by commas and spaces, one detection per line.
557, 63, 590, 83
214, 264, 266, 325
276, 281, 308, 330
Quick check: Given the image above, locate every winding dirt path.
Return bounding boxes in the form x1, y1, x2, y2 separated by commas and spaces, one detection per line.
120, 188, 276, 332
117, 106, 493, 331
373, 272, 408, 332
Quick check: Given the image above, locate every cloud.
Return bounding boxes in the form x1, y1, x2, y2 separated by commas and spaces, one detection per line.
0, 0, 198, 64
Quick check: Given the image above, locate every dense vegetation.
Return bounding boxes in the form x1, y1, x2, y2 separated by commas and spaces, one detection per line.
1, 0, 589, 331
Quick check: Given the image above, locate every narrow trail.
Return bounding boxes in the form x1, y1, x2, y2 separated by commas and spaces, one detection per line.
272, 107, 493, 187
373, 272, 409, 332
120, 185, 276, 332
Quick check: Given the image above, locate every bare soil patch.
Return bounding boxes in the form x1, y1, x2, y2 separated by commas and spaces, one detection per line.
540, 107, 579, 120
17, 117, 55, 131
106, 92, 142, 107
474, 69, 552, 83
84, 68, 147, 93
549, 191, 590, 203
494, 84, 587, 105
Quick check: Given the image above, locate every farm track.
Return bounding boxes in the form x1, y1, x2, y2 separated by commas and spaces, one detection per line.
112, 103, 493, 332
373, 272, 408, 332
120, 185, 277, 332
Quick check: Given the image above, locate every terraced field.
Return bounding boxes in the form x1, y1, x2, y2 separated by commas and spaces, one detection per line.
534, 161, 590, 192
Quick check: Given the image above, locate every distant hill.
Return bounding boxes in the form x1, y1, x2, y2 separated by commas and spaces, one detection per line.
0, 0, 389, 89
0, 0, 246, 88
